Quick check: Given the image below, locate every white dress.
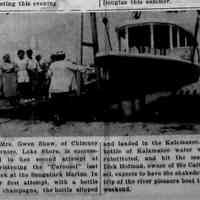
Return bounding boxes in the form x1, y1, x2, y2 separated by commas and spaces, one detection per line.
15, 58, 29, 83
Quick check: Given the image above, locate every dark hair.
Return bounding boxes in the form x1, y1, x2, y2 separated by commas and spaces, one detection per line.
51, 51, 66, 62
17, 49, 25, 55
26, 49, 33, 55
3, 54, 10, 62
56, 53, 65, 61
50, 54, 56, 62
55, 51, 66, 61
35, 54, 42, 61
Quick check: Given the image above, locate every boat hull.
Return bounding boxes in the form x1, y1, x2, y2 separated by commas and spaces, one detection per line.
95, 53, 200, 99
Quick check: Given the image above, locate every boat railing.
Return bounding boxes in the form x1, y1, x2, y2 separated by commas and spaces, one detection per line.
128, 46, 193, 62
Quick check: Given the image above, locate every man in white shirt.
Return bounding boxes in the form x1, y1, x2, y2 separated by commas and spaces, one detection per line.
48, 51, 88, 125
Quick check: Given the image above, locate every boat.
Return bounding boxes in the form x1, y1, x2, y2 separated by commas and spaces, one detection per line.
93, 12, 200, 115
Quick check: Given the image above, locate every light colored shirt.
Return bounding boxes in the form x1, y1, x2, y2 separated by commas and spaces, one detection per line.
48, 60, 78, 94
27, 58, 37, 71
1, 62, 15, 73
15, 58, 29, 83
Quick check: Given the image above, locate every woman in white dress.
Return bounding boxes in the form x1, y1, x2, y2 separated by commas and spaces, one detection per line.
1, 54, 17, 105
15, 50, 30, 102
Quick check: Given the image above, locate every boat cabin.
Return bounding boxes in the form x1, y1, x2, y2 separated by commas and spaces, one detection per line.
116, 21, 198, 63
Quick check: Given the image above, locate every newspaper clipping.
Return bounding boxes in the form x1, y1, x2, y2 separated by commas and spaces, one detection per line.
0, 0, 200, 200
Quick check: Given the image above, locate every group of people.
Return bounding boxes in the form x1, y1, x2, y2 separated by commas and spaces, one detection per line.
0, 49, 50, 104
0, 49, 88, 123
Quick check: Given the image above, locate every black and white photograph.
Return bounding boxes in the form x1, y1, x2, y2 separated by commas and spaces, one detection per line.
0, 11, 200, 136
